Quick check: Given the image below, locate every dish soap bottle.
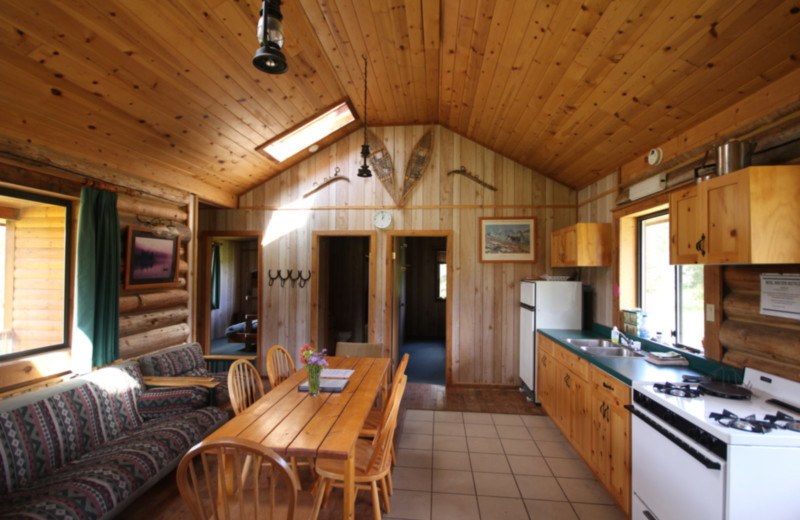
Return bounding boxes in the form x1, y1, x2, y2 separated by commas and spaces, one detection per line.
611, 326, 620, 344
639, 313, 650, 340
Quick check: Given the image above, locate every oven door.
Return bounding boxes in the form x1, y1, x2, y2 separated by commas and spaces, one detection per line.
630, 407, 726, 520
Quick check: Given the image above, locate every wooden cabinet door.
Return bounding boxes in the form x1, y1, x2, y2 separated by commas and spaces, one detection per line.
551, 227, 577, 267
554, 362, 571, 430
669, 185, 701, 264
569, 371, 591, 461
698, 170, 750, 263
590, 368, 631, 517
538, 348, 556, 412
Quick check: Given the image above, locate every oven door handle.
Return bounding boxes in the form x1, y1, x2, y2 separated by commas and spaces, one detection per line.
625, 404, 722, 470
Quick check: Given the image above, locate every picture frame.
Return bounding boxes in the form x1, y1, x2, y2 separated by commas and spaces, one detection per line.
479, 217, 536, 263
124, 226, 180, 289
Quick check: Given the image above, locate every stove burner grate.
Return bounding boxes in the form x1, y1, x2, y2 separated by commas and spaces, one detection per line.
764, 411, 800, 433
709, 410, 772, 433
654, 382, 701, 398
698, 381, 752, 400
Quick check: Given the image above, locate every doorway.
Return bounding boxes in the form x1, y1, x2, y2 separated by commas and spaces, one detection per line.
199, 233, 261, 360
312, 233, 376, 354
390, 234, 450, 385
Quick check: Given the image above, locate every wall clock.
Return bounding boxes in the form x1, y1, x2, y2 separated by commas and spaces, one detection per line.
372, 210, 392, 229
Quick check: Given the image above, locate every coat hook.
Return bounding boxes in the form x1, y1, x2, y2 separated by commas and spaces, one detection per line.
298, 270, 311, 288
268, 269, 279, 287
279, 269, 291, 288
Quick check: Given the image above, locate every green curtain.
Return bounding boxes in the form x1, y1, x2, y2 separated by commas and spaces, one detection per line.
73, 187, 120, 372
211, 243, 220, 310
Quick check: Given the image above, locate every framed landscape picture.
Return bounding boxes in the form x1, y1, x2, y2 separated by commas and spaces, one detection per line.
479, 217, 536, 263
124, 226, 180, 289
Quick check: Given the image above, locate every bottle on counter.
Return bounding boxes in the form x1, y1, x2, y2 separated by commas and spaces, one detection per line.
611, 326, 620, 344
638, 313, 650, 340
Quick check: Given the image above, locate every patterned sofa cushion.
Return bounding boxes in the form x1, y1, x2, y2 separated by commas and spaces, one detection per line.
138, 342, 209, 378
0, 407, 229, 520
79, 361, 145, 432
137, 386, 208, 420
0, 380, 122, 496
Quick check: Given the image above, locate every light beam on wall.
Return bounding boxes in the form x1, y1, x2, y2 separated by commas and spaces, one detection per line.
262, 194, 316, 246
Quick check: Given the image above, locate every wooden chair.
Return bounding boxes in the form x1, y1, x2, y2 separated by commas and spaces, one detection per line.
177, 437, 312, 520
266, 345, 295, 389
227, 359, 264, 416
310, 375, 407, 520
335, 342, 384, 358
360, 354, 409, 440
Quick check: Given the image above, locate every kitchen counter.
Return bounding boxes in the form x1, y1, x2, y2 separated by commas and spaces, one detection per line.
538, 329, 704, 385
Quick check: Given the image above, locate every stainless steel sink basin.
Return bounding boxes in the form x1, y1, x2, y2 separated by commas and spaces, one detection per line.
565, 338, 646, 358
579, 345, 645, 358
566, 338, 616, 349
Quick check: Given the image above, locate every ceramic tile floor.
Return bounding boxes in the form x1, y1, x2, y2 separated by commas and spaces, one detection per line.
387, 410, 626, 520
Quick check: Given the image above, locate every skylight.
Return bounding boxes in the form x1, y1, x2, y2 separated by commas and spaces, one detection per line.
259, 101, 356, 162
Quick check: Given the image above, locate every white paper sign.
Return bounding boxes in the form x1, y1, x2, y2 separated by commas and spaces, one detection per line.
760, 273, 800, 321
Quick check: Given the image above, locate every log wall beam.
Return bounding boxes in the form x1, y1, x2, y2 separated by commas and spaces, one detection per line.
119, 307, 190, 337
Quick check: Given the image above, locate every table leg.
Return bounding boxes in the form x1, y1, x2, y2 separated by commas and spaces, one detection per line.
343, 448, 356, 519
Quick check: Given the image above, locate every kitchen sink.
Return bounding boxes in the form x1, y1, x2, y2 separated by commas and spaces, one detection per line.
566, 338, 617, 349
579, 345, 645, 358
565, 338, 646, 358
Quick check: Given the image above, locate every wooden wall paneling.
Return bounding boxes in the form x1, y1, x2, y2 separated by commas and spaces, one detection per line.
203, 125, 576, 385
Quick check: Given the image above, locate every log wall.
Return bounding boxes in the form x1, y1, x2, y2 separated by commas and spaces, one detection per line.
718, 265, 800, 382
117, 195, 192, 359
200, 125, 577, 385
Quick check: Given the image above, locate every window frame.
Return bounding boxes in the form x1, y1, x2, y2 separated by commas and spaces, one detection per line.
636, 209, 704, 352
0, 186, 72, 362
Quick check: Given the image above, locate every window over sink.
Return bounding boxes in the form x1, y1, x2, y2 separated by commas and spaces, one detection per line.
638, 211, 704, 351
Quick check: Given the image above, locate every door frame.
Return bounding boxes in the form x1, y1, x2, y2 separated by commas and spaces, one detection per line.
385, 230, 453, 385
310, 231, 378, 351
198, 231, 263, 367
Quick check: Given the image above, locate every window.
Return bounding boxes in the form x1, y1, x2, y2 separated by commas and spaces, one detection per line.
0, 188, 71, 360
436, 250, 447, 300
639, 211, 704, 351
258, 101, 356, 162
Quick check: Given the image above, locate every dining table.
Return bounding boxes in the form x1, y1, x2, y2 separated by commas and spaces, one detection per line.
207, 355, 391, 519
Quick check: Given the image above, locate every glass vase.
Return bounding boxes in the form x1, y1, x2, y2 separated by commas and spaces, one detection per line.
307, 364, 322, 396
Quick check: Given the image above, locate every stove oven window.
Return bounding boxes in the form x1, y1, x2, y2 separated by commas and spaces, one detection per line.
638, 211, 704, 351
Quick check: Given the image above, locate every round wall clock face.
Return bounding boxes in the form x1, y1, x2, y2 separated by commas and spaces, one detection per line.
373, 210, 392, 229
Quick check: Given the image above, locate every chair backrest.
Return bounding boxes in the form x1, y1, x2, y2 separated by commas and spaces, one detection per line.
394, 353, 410, 381
177, 437, 298, 520
363, 374, 407, 474
335, 342, 384, 358
266, 345, 295, 388
227, 359, 265, 415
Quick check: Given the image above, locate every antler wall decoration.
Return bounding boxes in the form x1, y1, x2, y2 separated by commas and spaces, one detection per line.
447, 166, 498, 192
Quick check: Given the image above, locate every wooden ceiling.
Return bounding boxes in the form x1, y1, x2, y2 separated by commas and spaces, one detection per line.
1, 0, 799, 207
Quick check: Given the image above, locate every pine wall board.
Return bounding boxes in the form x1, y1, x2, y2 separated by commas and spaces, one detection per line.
200, 125, 576, 385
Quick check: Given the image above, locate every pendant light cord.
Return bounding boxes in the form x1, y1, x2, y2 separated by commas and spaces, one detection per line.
362, 54, 368, 141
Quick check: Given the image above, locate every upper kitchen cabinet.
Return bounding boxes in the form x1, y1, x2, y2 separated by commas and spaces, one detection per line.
551, 223, 611, 267
669, 166, 800, 264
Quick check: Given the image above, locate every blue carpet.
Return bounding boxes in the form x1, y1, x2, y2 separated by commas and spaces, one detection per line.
211, 337, 253, 355
401, 339, 445, 385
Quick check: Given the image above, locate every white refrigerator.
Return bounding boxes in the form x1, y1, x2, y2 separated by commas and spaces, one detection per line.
519, 280, 582, 403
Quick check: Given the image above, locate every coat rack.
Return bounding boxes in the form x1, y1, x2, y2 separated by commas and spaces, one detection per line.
268, 269, 311, 288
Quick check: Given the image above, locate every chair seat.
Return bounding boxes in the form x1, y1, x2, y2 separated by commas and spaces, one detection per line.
315, 438, 390, 480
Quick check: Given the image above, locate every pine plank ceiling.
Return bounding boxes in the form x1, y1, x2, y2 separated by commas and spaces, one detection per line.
1, 0, 799, 207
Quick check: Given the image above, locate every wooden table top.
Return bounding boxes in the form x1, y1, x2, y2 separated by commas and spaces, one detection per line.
209, 356, 390, 460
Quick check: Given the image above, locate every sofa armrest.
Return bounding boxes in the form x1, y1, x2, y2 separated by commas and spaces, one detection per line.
138, 386, 212, 420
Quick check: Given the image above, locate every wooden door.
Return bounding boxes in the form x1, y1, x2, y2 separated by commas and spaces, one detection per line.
669, 185, 701, 264
569, 371, 591, 461
607, 393, 631, 516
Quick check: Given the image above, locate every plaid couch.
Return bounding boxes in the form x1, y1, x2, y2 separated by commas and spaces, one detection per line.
137, 342, 231, 406
0, 361, 228, 520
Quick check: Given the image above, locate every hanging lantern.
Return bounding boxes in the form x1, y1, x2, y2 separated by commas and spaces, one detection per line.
253, 0, 287, 74
358, 54, 372, 178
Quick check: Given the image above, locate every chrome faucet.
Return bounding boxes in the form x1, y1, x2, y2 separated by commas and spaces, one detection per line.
618, 331, 639, 350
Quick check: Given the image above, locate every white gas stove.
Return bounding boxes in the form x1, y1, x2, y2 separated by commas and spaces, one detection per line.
629, 368, 800, 520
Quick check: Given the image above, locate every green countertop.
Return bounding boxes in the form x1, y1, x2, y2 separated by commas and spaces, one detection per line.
538, 329, 711, 386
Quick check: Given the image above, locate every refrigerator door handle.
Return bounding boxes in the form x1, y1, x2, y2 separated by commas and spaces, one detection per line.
520, 303, 535, 312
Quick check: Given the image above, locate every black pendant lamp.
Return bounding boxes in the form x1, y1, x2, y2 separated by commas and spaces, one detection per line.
358, 54, 372, 178
253, 0, 287, 74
